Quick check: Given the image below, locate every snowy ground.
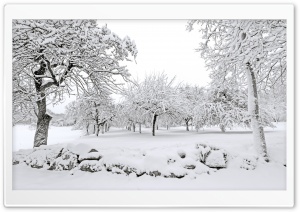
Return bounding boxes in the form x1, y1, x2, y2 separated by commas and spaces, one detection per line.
12, 123, 286, 190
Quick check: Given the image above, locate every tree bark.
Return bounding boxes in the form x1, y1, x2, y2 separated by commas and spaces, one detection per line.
152, 114, 158, 136
246, 62, 269, 162
34, 105, 52, 147
139, 123, 142, 133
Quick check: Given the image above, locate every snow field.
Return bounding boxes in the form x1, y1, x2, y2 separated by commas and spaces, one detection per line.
12, 123, 286, 189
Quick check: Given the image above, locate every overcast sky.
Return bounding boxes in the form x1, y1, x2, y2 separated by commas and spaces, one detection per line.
49, 20, 210, 113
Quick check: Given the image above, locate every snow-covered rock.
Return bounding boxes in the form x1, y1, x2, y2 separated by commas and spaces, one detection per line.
12, 141, 230, 178
78, 152, 102, 162
204, 150, 227, 168
66, 143, 96, 155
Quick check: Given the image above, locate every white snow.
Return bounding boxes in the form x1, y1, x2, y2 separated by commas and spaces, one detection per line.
205, 150, 227, 168
12, 123, 286, 190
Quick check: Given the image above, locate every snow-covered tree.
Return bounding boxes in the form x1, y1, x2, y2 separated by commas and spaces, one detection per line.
66, 95, 116, 136
179, 84, 205, 131
122, 73, 184, 136
13, 20, 137, 147
188, 20, 286, 161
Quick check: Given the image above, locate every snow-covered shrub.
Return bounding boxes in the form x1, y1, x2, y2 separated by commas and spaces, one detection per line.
78, 160, 102, 172
240, 156, 258, 170
24, 146, 64, 168
49, 149, 79, 171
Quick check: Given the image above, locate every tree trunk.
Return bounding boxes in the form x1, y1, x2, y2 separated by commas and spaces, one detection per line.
101, 124, 105, 134
186, 120, 189, 131
152, 114, 158, 136
167, 125, 169, 130
93, 125, 96, 134
132, 123, 136, 132
86, 122, 89, 135
34, 106, 52, 147
105, 123, 108, 132
139, 123, 141, 133
156, 124, 158, 130
246, 62, 269, 162
96, 124, 100, 136
220, 124, 226, 133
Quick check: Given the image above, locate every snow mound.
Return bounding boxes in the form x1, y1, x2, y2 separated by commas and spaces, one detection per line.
66, 143, 96, 155
12, 142, 232, 178
225, 152, 259, 170
205, 150, 227, 168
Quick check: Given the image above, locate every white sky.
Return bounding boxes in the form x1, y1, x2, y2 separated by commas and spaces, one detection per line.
49, 20, 210, 113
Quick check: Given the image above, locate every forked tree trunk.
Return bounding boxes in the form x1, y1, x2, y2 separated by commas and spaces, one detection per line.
33, 61, 52, 147
152, 114, 158, 136
246, 62, 269, 162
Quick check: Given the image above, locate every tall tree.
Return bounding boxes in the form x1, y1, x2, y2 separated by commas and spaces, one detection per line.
13, 20, 137, 147
188, 20, 286, 161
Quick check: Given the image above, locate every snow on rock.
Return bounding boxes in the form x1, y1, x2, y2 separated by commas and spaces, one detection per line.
204, 150, 227, 168
24, 146, 64, 169
12, 142, 233, 178
78, 152, 102, 162
66, 143, 95, 155
13, 149, 35, 165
